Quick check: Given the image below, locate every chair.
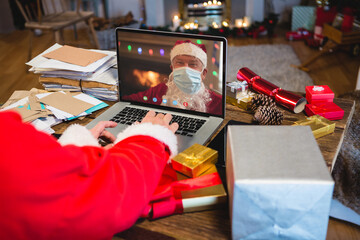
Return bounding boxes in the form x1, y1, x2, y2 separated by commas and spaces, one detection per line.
70, 0, 109, 18
15, 0, 100, 60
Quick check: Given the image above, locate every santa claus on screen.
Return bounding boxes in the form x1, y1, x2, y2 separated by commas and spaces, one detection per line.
123, 40, 222, 115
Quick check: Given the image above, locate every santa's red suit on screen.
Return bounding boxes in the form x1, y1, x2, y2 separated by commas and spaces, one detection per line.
0, 110, 177, 240
123, 40, 222, 115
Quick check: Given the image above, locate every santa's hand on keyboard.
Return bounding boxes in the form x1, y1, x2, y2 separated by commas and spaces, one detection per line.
136, 110, 179, 133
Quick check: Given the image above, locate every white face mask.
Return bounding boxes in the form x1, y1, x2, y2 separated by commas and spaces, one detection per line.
172, 67, 202, 94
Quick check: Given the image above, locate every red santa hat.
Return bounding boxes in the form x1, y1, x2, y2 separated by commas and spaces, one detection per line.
170, 40, 207, 68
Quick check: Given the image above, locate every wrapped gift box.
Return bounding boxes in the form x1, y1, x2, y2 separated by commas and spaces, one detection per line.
143, 164, 227, 219
226, 126, 334, 240
291, 6, 316, 31
293, 115, 335, 138
171, 143, 218, 178
226, 81, 249, 100
305, 85, 334, 103
305, 102, 344, 120
175, 165, 227, 213
226, 91, 255, 111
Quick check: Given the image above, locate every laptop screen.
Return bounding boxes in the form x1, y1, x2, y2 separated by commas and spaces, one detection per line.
116, 28, 226, 117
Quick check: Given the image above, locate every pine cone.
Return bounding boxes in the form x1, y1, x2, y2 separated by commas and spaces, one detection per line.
253, 105, 284, 125
250, 94, 276, 112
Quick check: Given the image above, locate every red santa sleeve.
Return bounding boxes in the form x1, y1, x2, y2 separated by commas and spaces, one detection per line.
58, 122, 178, 238
0, 110, 177, 240
207, 90, 223, 115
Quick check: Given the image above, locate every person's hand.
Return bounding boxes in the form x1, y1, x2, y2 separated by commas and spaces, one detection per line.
139, 111, 179, 133
89, 121, 117, 144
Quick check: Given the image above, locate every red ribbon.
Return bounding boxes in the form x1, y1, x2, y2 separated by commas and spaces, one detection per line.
141, 164, 223, 219
237, 67, 307, 113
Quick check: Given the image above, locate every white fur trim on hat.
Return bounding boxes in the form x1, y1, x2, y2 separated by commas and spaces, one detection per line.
58, 124, 100, 147
115, 122, 178, 158
170, 42, 207, 68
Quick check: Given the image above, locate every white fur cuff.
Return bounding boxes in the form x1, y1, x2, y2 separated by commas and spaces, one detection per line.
58, 124, 100, 147
115, 123, 178, 158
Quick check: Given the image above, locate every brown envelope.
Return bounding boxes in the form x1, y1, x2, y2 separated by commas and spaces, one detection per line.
28, 94, 42, 111
39, 92, 94, 116
1, 90, 31, 109
23, 111, 49, 123
42, 45, 107, 67
11, 106, 39, 121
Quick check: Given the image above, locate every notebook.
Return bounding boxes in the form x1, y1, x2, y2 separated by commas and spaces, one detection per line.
86, 27, 227, 152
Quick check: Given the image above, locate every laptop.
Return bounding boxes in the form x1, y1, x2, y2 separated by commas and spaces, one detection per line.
86, 27, 227, 152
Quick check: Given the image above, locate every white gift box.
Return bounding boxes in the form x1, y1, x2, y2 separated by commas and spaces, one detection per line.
226, 81, 249, 99
226, 126, 334, 240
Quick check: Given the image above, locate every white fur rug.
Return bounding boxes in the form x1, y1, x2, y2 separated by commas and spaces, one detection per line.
227, 44, 314, 92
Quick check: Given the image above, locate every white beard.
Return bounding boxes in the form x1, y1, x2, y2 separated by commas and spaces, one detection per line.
161, 74, 211, 112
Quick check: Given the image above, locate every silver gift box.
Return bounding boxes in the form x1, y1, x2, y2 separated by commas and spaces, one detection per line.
226, 81, 249, 99
226, 126, 334, 240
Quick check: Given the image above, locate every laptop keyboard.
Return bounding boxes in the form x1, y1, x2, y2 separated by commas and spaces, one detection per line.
110, 107, 206, 136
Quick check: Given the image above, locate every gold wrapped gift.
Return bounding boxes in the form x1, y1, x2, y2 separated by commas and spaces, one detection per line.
171, 143, 218, 178
226, 94, 254, 111
293, 115, 335, 139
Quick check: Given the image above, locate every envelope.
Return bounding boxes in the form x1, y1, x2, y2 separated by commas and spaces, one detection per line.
226, 126, 334, 240
1, 90, 31, 109
39, 92, 94, 116
42, 45, 107, 67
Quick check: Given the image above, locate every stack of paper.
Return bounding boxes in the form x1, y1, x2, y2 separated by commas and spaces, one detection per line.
27, 44, 118, 101
1, 89, 108, 134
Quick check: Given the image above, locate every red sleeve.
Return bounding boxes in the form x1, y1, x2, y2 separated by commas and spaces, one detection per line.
207, 90, 223, 115
0, 111, 170, 240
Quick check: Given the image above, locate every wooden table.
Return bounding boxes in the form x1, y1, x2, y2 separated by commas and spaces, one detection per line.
223, 97, 355, 171
52, 97, 356, 239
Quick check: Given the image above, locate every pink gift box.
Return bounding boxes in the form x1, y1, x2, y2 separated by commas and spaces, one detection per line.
305, 102, 344, 120
305, 85, 334, 104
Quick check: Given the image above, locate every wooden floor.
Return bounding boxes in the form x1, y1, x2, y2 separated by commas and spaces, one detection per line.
227, 28, 360, 96
0, 28, 95, 104
0, 26, 359, 239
